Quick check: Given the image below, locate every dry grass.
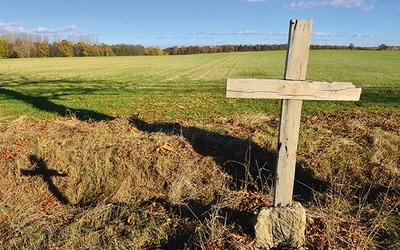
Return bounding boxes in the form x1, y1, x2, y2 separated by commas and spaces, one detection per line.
0, 111, 399, 249
299, 111, 400, 249
0, 116, 231, 248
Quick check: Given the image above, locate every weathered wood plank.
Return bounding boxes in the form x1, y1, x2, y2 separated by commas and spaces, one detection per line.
274, 99, 302, 207
226, 79, 362, 101
284, 20, 313, 81
274, 20, 313, 207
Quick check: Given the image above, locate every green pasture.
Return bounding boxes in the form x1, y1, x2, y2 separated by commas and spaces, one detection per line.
0, 50, 399, 123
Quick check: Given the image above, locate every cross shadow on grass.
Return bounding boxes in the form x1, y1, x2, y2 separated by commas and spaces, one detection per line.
0, 87, 114, 122
21, 155, 69, 205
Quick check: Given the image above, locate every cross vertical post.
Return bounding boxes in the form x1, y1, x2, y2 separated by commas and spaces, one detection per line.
274, 20, 312, 207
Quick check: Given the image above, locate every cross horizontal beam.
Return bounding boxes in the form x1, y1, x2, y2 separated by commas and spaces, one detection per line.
226, 78, 361, 101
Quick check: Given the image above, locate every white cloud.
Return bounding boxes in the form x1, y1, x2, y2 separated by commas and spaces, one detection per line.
314, 31, 335, 36
240, 0, 267, 2
31, 24, 79, 36
313, 31, 347, 37
0, 21, 25, 33
0, 22, 102, 38
191, 31, 206, 35
313, 31, 377, 40
351, 33, 374, 37
285, 0, 325, 9
284, 0, 374, 10
212, 30, 287, 36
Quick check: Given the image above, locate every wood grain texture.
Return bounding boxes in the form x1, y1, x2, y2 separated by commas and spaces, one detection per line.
284, 20, 313, 81
274, 20, 313, 207
226, 79, 361, 101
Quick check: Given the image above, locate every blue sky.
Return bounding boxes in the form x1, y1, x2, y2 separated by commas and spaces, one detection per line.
0, 0, 399, 48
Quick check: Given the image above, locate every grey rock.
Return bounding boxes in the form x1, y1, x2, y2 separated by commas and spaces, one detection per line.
254, 202, 306, 249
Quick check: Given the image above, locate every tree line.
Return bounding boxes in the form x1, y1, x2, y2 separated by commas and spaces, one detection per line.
0, 33, 395, 59
0, 33, 147, 58
162, 43, 395, 55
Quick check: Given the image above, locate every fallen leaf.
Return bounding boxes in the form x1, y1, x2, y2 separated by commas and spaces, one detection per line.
156, 143, 175, 154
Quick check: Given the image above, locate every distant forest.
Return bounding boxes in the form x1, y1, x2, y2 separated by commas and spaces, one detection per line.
0, 33, 396, 59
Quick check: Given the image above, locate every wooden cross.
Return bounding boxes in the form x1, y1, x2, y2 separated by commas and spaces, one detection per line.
226, 20, 361, 207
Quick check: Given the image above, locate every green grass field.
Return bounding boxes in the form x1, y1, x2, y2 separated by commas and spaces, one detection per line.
1, 50, 399, 123
0, 51, 399, 249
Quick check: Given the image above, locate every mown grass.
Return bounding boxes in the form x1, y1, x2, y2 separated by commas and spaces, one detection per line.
0, 51, 399, 249
1, 51, 399, 123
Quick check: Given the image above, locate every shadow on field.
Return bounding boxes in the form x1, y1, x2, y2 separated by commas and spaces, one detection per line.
138, 197, 258, 249
0, 88, 114, 122
361, 87, 400, 105
131, 116, 275, 191
131, 116, 327, 202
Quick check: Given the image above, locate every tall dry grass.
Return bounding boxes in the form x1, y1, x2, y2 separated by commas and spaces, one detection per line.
0, 111, 399, 249
299, 111, 400, 249
0, 116, 230, 248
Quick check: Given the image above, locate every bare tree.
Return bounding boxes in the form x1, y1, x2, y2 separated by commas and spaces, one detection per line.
13, 38, 36, 58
